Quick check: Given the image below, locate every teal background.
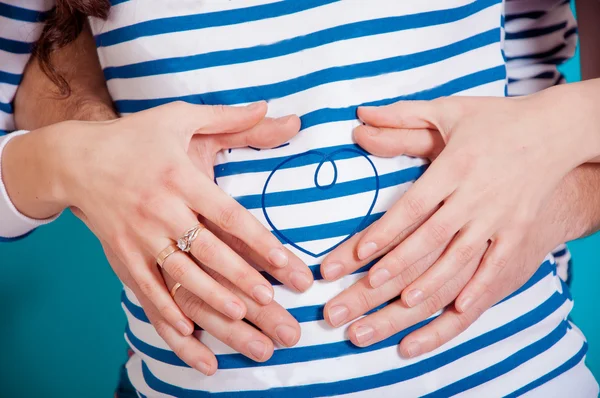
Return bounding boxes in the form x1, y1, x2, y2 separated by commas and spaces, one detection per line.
1, 12, 599, 398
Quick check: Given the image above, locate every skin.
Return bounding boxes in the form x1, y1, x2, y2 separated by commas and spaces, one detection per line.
10, 23, 314, 374
322, 5, 600, 356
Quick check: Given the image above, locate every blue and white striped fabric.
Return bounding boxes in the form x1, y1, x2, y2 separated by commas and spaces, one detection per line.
0, 0, 52, 135
85, 1, 597, 396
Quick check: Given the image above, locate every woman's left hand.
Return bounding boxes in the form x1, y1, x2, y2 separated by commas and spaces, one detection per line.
320, 91, 596, 356
346, 92, 598, 312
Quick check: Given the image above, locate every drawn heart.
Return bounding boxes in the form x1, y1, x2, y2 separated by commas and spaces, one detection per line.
261, 148, 379, 258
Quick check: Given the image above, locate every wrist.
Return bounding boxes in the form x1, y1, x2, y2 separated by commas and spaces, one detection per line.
1, 130, 67, 220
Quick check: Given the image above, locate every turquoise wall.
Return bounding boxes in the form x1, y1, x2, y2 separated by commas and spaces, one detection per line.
1, 12, 598, 398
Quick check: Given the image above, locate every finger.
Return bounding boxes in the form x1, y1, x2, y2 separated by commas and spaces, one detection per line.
346, 250, 478, 348
184, 226, 277, 306
184, 174, 313, 290
100, 240, 216, 374
401, 226, 489, 308
164, 273, 275, 362
353, 125, 444, 159
134, 282, 218, 375
366, 202, 466, 288
456, 237, 521, 313
216, 115, 301, 151
320, 210, 436, 281
208, 221, 316, 296
398, 303, 486, 358
150, 101, 268, 138
200, 264, 302, 348
324, 244, 446, 328
119, 241, 194, 337
357, 101, 440, 129
355, 160, 457, 262
161, 250, 249, 319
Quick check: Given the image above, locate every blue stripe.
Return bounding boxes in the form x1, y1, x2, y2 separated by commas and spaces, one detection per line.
0, 101, 14, 114
113, 28, 501, 113
504, 343, 588, 397
103, 0, 500, 80
237, 165, 426, 210
505, 22, 567, 40
0, 2, 49, 22
552, 248, 568, 258
139, 290, 568, 396
0, 36, 31, 54
504, 10, 545, 22
96, 0, 341, 47
0, 70, 21, 85
214, 66, 504, 179
423, 321, 570, 397
0, 129, 8, 136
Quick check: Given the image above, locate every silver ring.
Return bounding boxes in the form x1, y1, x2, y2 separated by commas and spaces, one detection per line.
177, 223, 204, 252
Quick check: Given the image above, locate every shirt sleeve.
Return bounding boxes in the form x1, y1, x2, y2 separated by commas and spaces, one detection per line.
0, 130, 61, 239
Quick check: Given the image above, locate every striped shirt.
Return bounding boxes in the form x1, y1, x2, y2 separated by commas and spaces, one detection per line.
0, 0, 596, 396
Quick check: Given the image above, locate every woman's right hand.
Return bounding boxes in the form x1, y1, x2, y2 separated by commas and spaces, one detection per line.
30, 100, 313, 342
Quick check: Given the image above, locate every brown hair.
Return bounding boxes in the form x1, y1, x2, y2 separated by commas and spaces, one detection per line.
33, 0, 111, 95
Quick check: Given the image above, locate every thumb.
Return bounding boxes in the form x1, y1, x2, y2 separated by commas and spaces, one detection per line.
357, 100, 447, 130
150, 100, 268, 138
353, 125, 445, 159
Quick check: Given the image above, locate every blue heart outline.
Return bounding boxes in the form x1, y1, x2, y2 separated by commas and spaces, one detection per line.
262, 148, 380, 258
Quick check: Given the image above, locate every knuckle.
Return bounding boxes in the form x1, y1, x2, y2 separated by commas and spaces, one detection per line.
450, 313, 473, 334
167, 260, 188, 283
181, 295, 207, 322
423, 293, 445, 317
357, 289, 376, 311
152, 318, 171, 339
193, 237, 218, 262
218, 205, 241, 231
431, 328, 445, 349
211, 104, 228, 117
428, 222, 450, 245
488, 255, 509, 273
385, 316, 401, 335
252, 306, 271, 326
223, 327, 236, 348
158, 164, 185, 193
232, 268, 251, 290
405, 196, 426, 221
137, 280, 157, 300
388, 253, 409, 273
455, 244, 475, 265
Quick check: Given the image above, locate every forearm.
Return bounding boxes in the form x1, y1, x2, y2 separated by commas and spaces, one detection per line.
14, 21, 116, 128
576, 0, 600, 80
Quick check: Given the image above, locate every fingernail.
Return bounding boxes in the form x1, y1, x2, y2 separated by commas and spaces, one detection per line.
369, 268, 391, 288
355, 325, 374, 345
290, 272, 312, 292
224, 302, 244, 320
195, 361, 212, 375
406, 342, 421, 358
176, 320, 192, 336
459, 296, 474, 312
248, 340, 267, 360
268, 248, 289, 267
246, 101, 264, 110
328, 305, 349, 327
358, 242, 378, 260
322, 262, 343, 280
275, 324, 298, 346
252, 285, 274, 305
404, 289, 424, 307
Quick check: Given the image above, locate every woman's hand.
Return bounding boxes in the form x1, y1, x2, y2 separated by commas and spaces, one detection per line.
347, 89, 600, 312
9, 101, 313, 340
